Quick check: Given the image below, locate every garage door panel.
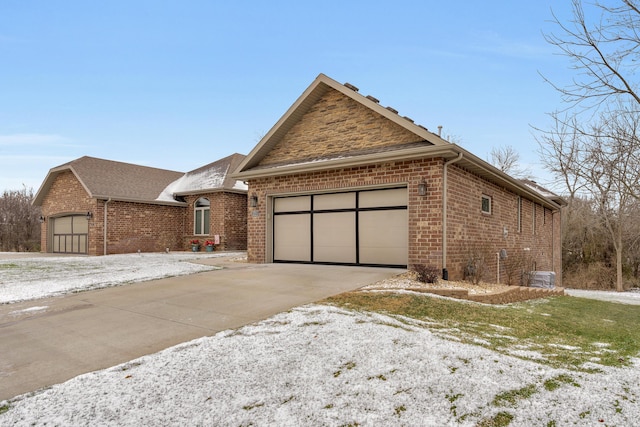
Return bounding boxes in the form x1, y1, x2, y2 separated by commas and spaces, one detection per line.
274, 196, 310, 213
274, 214, 311, 262
359, 210, 407, 265
313, 192, 355, 210
313, 212, 356, 263
55, 217, 72, 234
272, 188, 407, 267
360, 188, 407, 208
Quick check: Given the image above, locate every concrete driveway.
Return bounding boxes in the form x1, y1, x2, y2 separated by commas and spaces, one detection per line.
0, 258, 399, 401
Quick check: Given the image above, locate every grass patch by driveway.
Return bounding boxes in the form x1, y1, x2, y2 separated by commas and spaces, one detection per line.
325, 291, 640, 370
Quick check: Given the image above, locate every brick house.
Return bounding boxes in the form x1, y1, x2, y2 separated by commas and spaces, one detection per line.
233, 74, 564, 284
33, 153, 247, 255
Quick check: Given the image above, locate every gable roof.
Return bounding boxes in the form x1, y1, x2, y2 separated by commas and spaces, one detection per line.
235, 73, 449, 175
234, 73, 564, 210
33, 153, 248, 207
155, 153, 247, 202
33, 156, 185, 206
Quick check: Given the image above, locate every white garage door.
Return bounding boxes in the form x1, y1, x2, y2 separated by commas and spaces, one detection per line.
273, 187, 407, 267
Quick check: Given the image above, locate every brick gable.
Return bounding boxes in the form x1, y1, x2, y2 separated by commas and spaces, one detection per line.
258, 88, 424, 167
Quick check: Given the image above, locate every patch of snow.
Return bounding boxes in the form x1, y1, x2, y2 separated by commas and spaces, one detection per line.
2, 305, 640, 426
507, 349, 547, 360
566, 288, 640, 305
9, 306, 48, 315
487, 324, 512, 331
155, 163, 237, 202
0, 252, 241, 304
549, 343, 581, 351
592, 342, 611, 348
232, 180, 248, 191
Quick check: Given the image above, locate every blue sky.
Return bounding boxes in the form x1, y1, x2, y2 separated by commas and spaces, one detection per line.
0, 1, 577, 192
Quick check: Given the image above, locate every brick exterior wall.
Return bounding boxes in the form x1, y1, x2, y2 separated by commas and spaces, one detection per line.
40, 171, 99, 254
445, 165, 561, 286
40, 172, 247, 255
258, 88, 422, 167
183, 192, 247, 251
100, 200, 185, 254
244, 85, 562, 285
246, 159, 562, 285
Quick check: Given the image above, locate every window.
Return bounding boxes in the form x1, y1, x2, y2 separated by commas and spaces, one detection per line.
481, 195, 492, 214
194, 197, 210, 235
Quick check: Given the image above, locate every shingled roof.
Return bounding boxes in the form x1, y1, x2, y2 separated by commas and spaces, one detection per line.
33, 154, 247, 207
155, 153, 247, 201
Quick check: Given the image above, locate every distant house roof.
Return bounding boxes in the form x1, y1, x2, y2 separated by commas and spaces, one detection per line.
519, 179, 567, 206
33, 153, 247, 207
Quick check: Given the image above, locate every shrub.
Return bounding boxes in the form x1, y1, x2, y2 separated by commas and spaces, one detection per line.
412, 264, 439, 284
464, 245, 492, 285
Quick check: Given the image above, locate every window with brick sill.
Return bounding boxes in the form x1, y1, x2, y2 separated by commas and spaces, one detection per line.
194, 197, 210, 235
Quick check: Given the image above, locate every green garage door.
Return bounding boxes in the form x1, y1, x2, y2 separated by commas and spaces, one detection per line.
52, 215, 88, 254
273, 187, 407, 268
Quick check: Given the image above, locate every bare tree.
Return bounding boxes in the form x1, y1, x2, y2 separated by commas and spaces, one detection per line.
540, 0, 640, 290
543, 0, 640, 112
488, 145, 532, 178
539, 106, 640, 291
0, 186, 41, 252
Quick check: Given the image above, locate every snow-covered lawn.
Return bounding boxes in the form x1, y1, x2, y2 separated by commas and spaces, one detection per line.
0, 252, 241, 304
2, 254, 640, 425
1, 304, 638, 426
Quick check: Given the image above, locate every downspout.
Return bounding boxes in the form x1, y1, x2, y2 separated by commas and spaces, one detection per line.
103, 198, 111, 255
442, 152, 463, 280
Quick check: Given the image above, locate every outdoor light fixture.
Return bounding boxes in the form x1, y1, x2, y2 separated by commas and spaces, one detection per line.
249, 195, 258, 208
86, 211, 93, 220
417, 180, 427, 196
38, 215, 45, 223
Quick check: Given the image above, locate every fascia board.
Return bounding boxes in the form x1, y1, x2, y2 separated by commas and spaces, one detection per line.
234, 143, 561, 210
233, 145, 459, 180
173, 188, 248, 197
93, 195, 188, 207
32, 165, 93, 206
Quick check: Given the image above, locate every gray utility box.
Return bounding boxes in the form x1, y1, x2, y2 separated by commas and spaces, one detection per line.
529, 271, 556, 289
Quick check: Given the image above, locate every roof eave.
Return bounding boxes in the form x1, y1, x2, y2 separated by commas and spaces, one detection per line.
232, 145, 459, 181
173, 187, 248, 197
233, 144, 562, 210
93, 195, 188, 207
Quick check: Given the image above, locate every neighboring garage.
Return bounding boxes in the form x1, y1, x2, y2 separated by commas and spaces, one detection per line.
50, 215, 89, 254
273, 187, 408, 267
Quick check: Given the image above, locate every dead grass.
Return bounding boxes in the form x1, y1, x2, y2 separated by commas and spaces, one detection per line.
323, 291, 640, 369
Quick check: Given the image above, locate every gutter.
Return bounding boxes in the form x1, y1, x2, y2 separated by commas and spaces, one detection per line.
103, 198, 111, 255
442, 152, 463, 280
